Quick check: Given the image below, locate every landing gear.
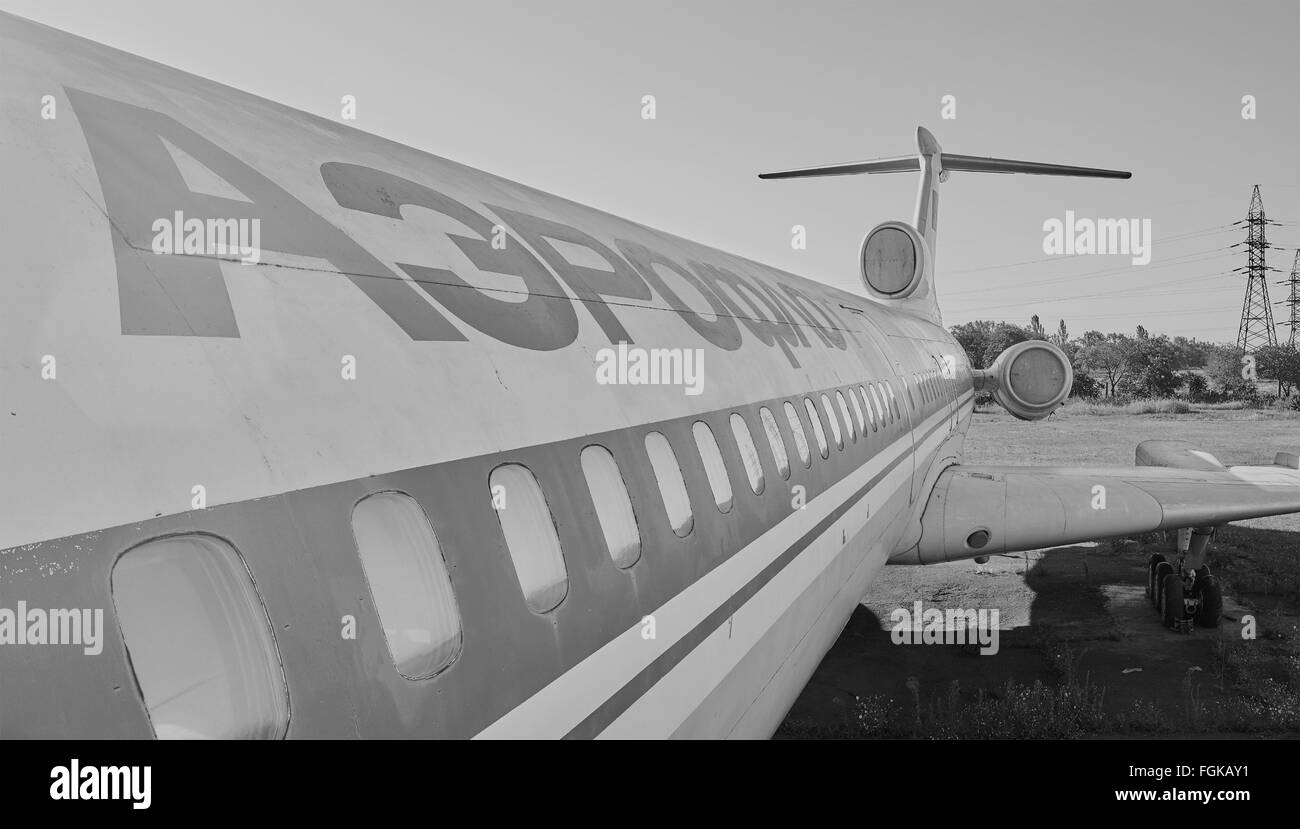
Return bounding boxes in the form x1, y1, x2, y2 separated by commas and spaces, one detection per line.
1192, 570, 1223, 628
1160, 573, 1187, 632
1146, 553, 1166, 604
1148, 527, 1218, 632
1153, 560, 1173, 616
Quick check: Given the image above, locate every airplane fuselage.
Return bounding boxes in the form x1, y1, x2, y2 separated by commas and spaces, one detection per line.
0, 11, 975, 738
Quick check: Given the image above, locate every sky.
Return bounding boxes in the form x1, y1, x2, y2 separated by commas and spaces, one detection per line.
4, 0, 1298, 343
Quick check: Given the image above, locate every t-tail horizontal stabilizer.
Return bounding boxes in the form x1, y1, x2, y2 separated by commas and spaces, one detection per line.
758, 127, 1131, 323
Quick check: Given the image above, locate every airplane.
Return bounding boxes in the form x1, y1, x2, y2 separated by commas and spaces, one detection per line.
1, 10, 1298, 740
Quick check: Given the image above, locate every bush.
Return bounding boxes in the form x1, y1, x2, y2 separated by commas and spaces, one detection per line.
1071, 371, 1101, 399
1181, 371, 1209, 401
1124, 398, 1191, 414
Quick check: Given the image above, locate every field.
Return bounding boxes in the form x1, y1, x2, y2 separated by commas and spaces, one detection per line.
778, 407, 1300, 738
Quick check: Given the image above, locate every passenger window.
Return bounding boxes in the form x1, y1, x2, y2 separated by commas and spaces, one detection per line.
859, 385, 876, 432
580, 445, 641, 569
836, 391, 856, 442
758, 406, 790, 480
645, 431, 694, 537
729, 413, 766, 495
112, 534, 289, 739
820, 394, 843, 450
490, 464, 568, 613
887, 382, 901, 421
353, 492, 462, 679
783, 401, 812, 467
849, 388, 866, 434
869, 384, 886, 427
804, 397, 829, 458
693, 421, 734, 513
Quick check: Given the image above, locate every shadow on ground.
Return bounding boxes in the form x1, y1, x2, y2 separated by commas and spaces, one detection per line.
778, 525, 1300, 738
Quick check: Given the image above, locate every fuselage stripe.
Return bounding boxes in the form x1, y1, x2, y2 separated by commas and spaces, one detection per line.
557, 401, 961, 737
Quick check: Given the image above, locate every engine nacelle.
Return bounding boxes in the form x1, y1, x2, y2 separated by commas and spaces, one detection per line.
859, 221, 929, 300
974, 340, 1072, 420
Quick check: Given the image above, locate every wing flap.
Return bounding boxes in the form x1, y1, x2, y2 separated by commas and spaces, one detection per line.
896, 461, 1300, 564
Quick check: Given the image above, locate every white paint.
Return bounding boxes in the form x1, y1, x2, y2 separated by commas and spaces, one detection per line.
475, 399, 961, 738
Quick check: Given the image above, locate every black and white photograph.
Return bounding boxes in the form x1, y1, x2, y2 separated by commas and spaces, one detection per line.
0, 0, 1296, 805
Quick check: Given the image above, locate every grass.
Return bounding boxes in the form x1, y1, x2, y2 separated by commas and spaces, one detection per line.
962, 407, 1300, 469
780, 639, 1300, 738
779, 406, 1300, 740
1061, 398, 1191, 416
1039, 397, 1295, 418
781, 677, 1109, 740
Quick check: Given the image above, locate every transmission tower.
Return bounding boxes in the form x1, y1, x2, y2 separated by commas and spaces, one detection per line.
1279, 250, 1300, 347
1235, 185, 1277, 352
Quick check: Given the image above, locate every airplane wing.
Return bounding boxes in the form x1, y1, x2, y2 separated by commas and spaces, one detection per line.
894, 440, 1300, 564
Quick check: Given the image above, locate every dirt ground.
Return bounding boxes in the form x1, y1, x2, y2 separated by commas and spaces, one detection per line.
779, 409, 1300, 738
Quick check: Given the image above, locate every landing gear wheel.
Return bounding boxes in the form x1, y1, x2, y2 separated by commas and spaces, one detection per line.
1154, 561, 1174, 616
1147, 553, 1167, 603
1193, 574, 1223, 628
1161, 573, 1185, 629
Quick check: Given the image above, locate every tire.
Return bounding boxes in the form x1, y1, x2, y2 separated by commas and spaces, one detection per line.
1194, 574, 1223, 628
1154, 561, 1174, 615
1161, 573, 1185, 629
1147, 553, 1167, 603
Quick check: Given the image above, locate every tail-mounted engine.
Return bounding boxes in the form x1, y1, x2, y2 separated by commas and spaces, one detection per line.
974, 340, 1072, 420
859, 220, 929, 301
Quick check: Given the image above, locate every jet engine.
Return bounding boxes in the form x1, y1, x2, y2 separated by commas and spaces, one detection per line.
859, 221, 929, 300
974, 340, 1072, 420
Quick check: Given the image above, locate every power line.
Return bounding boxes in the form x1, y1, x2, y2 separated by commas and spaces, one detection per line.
951, 271, 1235, 313
941, 247, 1236, 296
941, 223, 1236, 276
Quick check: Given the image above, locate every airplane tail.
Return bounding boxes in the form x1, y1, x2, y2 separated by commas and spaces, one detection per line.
759, 127, 1130, 323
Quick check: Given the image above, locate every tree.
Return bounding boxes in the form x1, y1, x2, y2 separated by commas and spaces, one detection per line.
1170, 336, 1209, 370
1254, 344, 1300, 396
1079, 337, 1134, 397
1028, 314, 1046, 339
984, 323, 1034, 367
1180, 371, 1209, 401
1118, 335, 1180, 397
1135, 324, 1149, 341
950, 320, 995, 369
951, 320, 1038, 369
1204, 344, 1254, 398
1071, 370, 1101, 399
1053, 319, 1069, 347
